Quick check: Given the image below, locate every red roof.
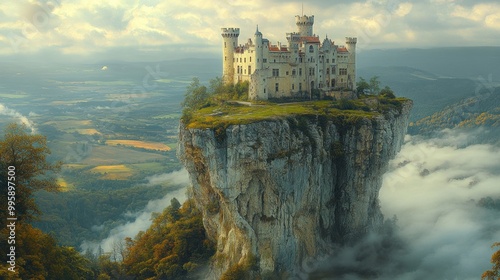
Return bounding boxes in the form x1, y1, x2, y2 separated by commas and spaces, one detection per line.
269, 45, 289, 52
337, 47, 348, 52
300, 36, 320, 43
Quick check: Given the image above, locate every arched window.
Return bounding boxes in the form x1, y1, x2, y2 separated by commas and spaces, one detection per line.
309, 45, 314, 53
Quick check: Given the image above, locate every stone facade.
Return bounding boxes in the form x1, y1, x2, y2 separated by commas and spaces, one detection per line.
221, 15, 357, 100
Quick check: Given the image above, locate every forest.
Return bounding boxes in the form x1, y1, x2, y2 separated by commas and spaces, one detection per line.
0, 123, 214, 279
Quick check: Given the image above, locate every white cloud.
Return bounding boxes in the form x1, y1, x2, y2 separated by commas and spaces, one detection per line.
0, 0, 499, 60
307, 129, 500, 279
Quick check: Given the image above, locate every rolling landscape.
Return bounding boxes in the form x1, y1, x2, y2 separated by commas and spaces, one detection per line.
1, 47, 499, 279
0, 0, 500, 279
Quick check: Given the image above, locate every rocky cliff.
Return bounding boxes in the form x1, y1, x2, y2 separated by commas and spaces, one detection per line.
178, 100, 412, 279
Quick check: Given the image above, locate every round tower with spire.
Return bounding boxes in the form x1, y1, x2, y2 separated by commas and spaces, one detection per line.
254, 26, 263, 71
295, 15, 314, 37
221, 27, 240, 84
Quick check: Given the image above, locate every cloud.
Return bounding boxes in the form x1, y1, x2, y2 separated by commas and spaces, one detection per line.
81, 186, 188, 258
80, 169, 190, 257
306, 129, 500, 279
377, 130, 500, 279
145, 168, 190, 186
1, 0, 499, 61
0, 103, 36, 133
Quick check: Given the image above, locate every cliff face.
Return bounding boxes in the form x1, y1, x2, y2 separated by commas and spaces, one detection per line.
178, 101, 412, 279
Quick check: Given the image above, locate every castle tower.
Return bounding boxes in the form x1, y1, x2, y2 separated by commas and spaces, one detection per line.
295, 15, 314, 37
254, 26, 263, 70
221, 28, 240, 84
345, 37, 357, 90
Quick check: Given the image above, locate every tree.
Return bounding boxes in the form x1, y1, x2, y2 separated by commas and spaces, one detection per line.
380, 86, 396, 98
181, 77, 210, 122
123, 199, 215, 279
356, 77, 370, 94
0, 123, 94, 280
369, 76, 381, 94
0, 123, 61, 222
482, 242, 500, 280
357, 76, 381, 95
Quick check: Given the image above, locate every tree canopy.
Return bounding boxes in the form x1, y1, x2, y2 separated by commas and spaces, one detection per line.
356, 76, 394, 97
0, 123, 93, 279
123, 198, 215, 279
482, 242, 500, 280
0, 123, 61, 222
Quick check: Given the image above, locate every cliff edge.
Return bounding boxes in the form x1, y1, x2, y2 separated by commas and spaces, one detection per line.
178, 99, 412, 279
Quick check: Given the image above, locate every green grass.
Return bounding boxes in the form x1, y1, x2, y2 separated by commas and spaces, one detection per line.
186, 99, 395, 129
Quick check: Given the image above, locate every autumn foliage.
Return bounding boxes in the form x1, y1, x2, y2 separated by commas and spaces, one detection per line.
482, 242, 500, 280
123, 198, 215, 279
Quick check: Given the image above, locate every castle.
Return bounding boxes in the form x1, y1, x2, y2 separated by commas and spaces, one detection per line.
221, 15, 357, 100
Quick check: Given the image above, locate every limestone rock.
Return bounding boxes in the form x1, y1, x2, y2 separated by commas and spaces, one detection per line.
178, 101, 412, 279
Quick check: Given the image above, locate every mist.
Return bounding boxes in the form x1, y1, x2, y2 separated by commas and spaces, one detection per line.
80, 169, 190, 257
308, 129, 500, 279
0, 103, 36, 133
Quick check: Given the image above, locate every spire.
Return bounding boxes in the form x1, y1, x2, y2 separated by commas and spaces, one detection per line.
255, 25, 262, 36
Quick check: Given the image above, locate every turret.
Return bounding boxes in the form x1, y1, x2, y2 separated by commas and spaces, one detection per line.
345, 37, 357, 90
254, 26, 263, 70
295, 15, 314, 37
221, 27, 240, 84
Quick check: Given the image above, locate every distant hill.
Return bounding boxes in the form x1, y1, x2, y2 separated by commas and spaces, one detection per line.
358, 47, 500, 81
358, 66, 477, 121
408, 86, 500, 140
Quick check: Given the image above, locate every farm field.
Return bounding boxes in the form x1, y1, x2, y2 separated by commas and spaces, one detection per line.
106, 139, 172, 151
0, 59, 221, 248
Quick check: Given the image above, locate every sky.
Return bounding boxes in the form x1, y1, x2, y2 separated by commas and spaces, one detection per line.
1, 0, 500, 62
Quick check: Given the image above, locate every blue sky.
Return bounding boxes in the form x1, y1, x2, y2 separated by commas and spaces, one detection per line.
1, 0, 500, 62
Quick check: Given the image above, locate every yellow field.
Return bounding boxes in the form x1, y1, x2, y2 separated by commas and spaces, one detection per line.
90, 165, 134, 180
106, 140, 171, 151
57, 178, 75, 192
75, 128, 101, 135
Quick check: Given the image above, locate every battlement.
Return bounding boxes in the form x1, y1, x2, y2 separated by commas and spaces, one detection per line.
221, 28, 240, 38
295, 15, 314, 26
345, 37, 357, 44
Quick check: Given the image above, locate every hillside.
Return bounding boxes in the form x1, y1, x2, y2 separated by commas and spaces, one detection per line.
408, 86, 500, 142
358, 66, 477, 121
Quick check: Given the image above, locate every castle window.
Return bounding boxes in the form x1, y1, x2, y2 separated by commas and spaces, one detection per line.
299, 68, 302, 76
272, 69, 279, 77
275, 83, 279, 92
286, 71, 289, 76
225, 56, 227, 61
244, 58, 246, 63
299, 83, 302, 91
339, 68, 347, 75
248, 66, 251, 74
292, 84, 295, 90
326, 68, 330, 75
326, 58, 329, 63
309, 45, 314, 53
250, 57, 252, 62
299, 57, 303, 63
292, 69, 296, 76
263, 58, 267, 63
